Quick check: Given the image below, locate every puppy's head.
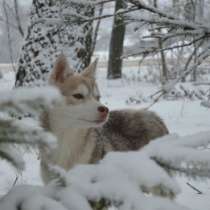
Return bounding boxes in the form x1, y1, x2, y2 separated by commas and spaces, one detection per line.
49, 54, 109, 128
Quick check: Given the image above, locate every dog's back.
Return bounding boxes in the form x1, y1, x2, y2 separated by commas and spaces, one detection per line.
90, 109, 168, 162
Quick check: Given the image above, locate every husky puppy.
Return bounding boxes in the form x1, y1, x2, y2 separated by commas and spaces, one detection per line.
40, 55, 169, 184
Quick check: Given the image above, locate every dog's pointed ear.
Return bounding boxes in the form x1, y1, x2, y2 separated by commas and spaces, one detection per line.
82, 58, 98, 78
50, 54, 74, 84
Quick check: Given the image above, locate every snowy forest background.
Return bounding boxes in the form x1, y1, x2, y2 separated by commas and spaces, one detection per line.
0, 0, 210, 209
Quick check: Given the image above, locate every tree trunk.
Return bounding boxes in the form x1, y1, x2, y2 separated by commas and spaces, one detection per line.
107, 0, 126, 79
192, 0, 204, 81
158, 38, 168, 84
154, 0, 168, 84
15, 0, 94, 87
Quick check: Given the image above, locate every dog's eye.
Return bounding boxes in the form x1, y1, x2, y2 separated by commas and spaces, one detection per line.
73, 93, 84, 99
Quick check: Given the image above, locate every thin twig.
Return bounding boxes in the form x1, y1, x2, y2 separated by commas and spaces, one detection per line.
143, 30, 204, 40
128, 0, 176, 20
94, 0, 115, 5
12, 176, 18, 187
64, 6, 139, 23
146, 91, 165, 110
186, 182, 203, 194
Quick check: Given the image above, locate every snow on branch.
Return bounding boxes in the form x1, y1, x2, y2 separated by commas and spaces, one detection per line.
117, 0, 210, 62
0, 86, 62, 117
122, 35, 205, 58
128, 0, 176, 20
0, 86, 62, 170
145, 46, 210, 106
94, 0, 115, 5
126, 16, 210, 33
145, 132, 210, 178
39, 5, 139, 26
1, 131, 210, 210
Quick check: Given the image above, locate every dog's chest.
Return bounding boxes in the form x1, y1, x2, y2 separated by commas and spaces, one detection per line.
53, 128, 96, 170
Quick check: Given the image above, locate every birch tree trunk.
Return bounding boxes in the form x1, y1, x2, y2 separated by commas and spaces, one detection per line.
15, 0, 94, 87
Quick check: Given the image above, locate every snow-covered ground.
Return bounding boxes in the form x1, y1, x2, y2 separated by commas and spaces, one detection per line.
0, 67, 210, 209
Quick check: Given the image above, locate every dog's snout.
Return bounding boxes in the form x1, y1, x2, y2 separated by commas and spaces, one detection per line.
98, 106, 109, 114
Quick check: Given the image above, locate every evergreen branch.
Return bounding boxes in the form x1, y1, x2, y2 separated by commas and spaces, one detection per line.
0, 119, 56, 148
152, 157, 210, 179
145, 132, 210, 179
0, 87, 60, 170
0, 148, 24, 170
90, 199, 110, 210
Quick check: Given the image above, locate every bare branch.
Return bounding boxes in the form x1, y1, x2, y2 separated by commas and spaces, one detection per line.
128, 0, 177, 20
127, 16, 210, 32
186, 182, 203, 194
63, 6, 139, 23
143, 30, 204, 40
122, 35, 206, 58
181, 39, 205, 74
94, 0, 115, 5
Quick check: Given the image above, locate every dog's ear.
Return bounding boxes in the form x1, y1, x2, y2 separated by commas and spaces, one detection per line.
50, 54, 74, 84
82, 58, 98, 78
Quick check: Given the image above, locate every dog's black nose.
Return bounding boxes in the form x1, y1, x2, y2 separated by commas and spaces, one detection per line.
98, 106, 109, 114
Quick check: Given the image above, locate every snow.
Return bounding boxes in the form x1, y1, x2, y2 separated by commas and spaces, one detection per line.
144, 131, 210, 178
0, 148, 190, 210
64, 160, 187, 210
0, 84, 62, 191
0, 66, 210, 209
0, 86, 62, 106
0, 144, 25, 171
0, 86, 62, 148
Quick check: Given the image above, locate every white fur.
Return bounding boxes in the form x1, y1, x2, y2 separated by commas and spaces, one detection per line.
49, 98, 106, 130
52, 128, 96, 170
42, 98, 107, 175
